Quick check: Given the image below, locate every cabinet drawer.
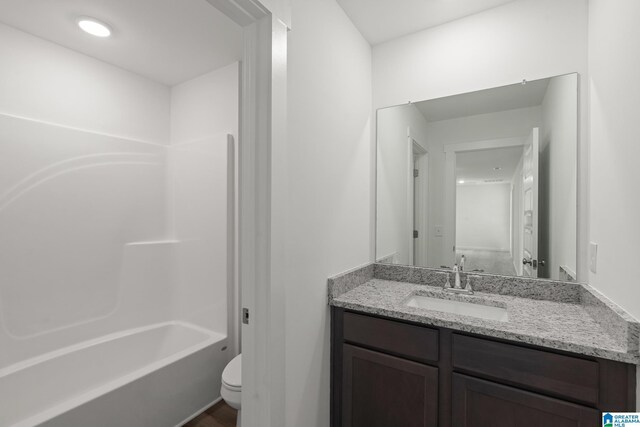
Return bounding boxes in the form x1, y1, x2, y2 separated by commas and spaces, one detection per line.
452, 374, 599, 427
452, 334, 599, 404
343, 312, 438, 363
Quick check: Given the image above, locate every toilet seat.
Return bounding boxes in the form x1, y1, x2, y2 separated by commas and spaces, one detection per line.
222, 381, 241, 392
222, 354, 242, 390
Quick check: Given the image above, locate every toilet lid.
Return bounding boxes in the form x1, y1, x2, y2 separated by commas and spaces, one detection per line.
222, 354, 242, 389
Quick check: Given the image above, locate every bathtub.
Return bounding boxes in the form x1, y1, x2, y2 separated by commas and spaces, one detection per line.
0, 322, 229, 427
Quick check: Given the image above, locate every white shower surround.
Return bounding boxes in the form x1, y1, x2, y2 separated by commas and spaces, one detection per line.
0, 23, 238, 426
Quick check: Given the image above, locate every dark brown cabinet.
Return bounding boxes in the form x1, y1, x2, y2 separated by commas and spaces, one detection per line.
331, 307, 636, 427
451, 334, 601, 405
452, 374, 600, 427
342, 344, 438, 427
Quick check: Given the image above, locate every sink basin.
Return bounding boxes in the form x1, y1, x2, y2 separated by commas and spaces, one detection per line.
405, 294, 509, 322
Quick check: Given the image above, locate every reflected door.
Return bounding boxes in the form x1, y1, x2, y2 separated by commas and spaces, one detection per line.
412, 142, 428, 267
522, 128, 539, 277
413, 154, 419, 262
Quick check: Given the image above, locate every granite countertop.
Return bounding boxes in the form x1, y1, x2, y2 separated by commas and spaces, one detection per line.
328, 263, 640, 364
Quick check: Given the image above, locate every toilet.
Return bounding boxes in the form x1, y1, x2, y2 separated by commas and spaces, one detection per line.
221, 353, 242, 427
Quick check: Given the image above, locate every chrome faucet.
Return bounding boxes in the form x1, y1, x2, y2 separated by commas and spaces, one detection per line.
443, 264, 475, 295
453, 264, 462, 289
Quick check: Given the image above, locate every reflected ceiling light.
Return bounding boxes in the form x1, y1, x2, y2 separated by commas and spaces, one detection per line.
458, 180, 465, 184
77, 17, 112, 37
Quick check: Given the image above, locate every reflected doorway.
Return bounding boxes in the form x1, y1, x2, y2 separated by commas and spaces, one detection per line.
454, 138, 531, 276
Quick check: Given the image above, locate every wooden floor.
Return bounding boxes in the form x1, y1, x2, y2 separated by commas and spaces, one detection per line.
183, 401, 237, 427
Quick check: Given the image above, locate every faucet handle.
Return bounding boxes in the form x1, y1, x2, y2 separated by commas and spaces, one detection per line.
465, 275, 473, 292
444, 274, 451, 289
465, 273, 481, 293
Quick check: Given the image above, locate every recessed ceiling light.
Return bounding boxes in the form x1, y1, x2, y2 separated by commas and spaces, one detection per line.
77, 17, 112, 38
458, 180, 465, 184
493, 167, 502, 171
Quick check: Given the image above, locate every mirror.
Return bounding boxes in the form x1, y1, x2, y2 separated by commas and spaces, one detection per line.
376, 73, 578, 281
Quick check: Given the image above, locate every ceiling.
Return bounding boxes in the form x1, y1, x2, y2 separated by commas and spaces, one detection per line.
336, 0, 518, 45
0, 0, 243, 86
456, 146, 523, 184
415, 77, 550, 122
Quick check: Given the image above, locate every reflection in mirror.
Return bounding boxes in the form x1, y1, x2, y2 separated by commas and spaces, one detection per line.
376, 73, 578, 280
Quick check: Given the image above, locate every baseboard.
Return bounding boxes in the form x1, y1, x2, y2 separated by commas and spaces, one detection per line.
376, 253, 396, 264
174, 396, 223, 427
456, 246, 510, 253
559, 265, 577, 282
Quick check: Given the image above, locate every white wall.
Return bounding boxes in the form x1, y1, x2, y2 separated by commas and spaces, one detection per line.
376, 104, 429, 264
588, 0, 640, 406
0, 23, 171, 368
540, 74, 578, 280
372, 0, 589, 277
0, 24, 170, 143
285, 0, 372, 424
588, 0, 640, 321
456, 183, 511, 251
372, 0, 588, 110
169, 63, 239, 344
170, 63, 239, 143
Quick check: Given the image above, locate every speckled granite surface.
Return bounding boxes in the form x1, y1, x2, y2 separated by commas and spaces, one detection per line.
374, 263, 583, 302
328, 263, 640, 364
580, 284, 640, 355
328, 263, 374, 304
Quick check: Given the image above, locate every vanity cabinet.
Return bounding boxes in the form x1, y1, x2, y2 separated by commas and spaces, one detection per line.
331, 308, 636, 427
342, 344, 438, 427
452, 374, 599, 426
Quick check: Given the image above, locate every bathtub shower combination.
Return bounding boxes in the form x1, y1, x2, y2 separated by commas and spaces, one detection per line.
0, 323, 228, 427
0, 4, 241, 425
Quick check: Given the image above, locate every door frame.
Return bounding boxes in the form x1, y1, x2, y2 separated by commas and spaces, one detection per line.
205, 1, 288, 425
407, 129, 428, 267
414, 151, 429, 266
521, 127, 540, 278
443, 137, 525, 267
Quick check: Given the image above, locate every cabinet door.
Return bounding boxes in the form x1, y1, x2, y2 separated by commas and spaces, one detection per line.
342, 344, 438, 427
452, 374, 600, 427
